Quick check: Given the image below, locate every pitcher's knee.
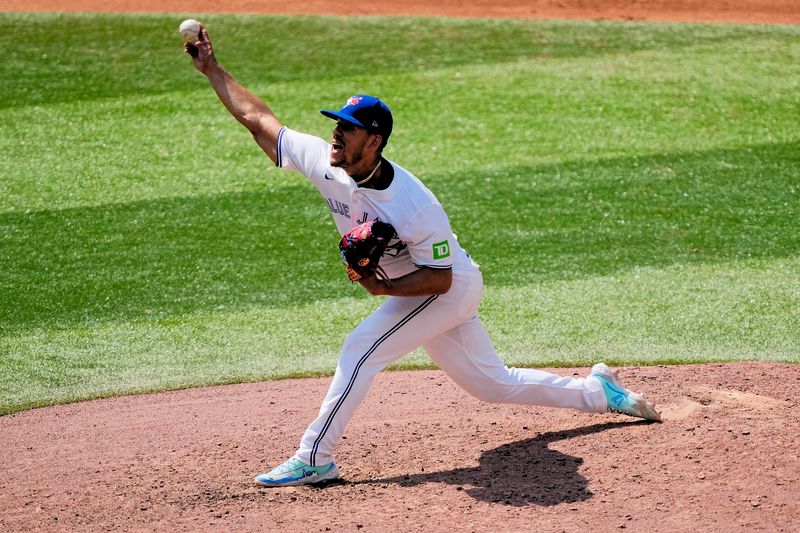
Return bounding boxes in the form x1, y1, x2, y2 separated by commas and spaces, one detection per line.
464, 381, 513, 403
336, 352, 381, 378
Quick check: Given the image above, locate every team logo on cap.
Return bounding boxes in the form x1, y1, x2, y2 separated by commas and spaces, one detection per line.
346, 96, 362, 107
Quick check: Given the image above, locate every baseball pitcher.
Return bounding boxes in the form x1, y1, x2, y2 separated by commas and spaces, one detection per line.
183, 23, 660, 487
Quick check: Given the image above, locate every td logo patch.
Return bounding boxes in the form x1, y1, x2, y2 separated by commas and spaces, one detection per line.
432, 240, 451, 260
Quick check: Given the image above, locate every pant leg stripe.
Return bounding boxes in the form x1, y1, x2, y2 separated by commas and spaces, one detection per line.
309, 294, 439, 466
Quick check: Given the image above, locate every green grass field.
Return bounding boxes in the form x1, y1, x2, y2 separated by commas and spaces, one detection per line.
1, 13, 798, 415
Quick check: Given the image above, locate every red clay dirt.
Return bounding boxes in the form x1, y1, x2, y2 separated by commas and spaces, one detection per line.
2, 0, 800, 24
1, 364, 799, 531
2, 1, 800, 532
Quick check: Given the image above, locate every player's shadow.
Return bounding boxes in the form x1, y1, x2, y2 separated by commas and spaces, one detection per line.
352, 420, 644, 506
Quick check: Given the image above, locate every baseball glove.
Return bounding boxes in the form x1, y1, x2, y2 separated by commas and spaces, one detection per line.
339, 220, 396, 282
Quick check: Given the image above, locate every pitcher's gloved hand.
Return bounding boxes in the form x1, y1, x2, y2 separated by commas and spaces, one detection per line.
339, 220, 396, 282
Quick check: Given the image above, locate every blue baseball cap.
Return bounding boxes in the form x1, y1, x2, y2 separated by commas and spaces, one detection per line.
321, 95, 393, 144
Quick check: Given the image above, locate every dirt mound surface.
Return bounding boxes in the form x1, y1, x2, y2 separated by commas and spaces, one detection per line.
2, 0, 799, 24
2, 362, 799, 531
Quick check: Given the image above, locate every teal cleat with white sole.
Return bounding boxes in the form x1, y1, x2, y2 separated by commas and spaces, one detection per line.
591, 363, 662, 422
255, 457, 341, 487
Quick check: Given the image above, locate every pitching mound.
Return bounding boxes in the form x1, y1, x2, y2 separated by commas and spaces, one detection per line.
2, 362, 798, 531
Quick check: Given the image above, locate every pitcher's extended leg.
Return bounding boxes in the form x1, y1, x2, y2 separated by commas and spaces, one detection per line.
424, 316, 607, 412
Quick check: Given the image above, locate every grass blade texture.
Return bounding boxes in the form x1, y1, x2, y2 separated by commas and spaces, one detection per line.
1, 13, 798, 414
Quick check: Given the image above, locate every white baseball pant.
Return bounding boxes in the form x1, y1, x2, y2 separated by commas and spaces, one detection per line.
296, 269, 608, 466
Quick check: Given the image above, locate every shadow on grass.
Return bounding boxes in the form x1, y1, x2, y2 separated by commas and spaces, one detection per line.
2, 141, 797, 331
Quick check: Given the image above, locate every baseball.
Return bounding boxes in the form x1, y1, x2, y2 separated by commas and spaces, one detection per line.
178, 19, 200, 42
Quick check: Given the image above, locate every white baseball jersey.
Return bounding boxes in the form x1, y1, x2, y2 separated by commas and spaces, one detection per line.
275, 127, 479, 280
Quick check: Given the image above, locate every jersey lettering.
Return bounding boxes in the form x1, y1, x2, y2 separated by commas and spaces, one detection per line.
356, 211, 371, 225
327, 198, 350, 219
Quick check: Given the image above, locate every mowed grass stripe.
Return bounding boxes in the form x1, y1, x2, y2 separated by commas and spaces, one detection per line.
3, 257, 797, 415
2, 13, 792, 109
4, 141, 796, 329
1, 13, 798, 414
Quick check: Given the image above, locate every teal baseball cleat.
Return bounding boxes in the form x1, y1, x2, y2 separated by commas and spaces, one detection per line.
591, 363, 662, 422
255, 457, 340, 487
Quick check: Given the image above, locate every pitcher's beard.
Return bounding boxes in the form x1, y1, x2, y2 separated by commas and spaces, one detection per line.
331, 148, 363, 170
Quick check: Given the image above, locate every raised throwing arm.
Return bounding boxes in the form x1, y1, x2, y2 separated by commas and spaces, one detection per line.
186, 23, 283, 164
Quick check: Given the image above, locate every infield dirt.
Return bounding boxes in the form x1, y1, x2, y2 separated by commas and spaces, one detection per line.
2, 0, 799, 24
2, 364, 800, 531
2, 1, 799, 532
